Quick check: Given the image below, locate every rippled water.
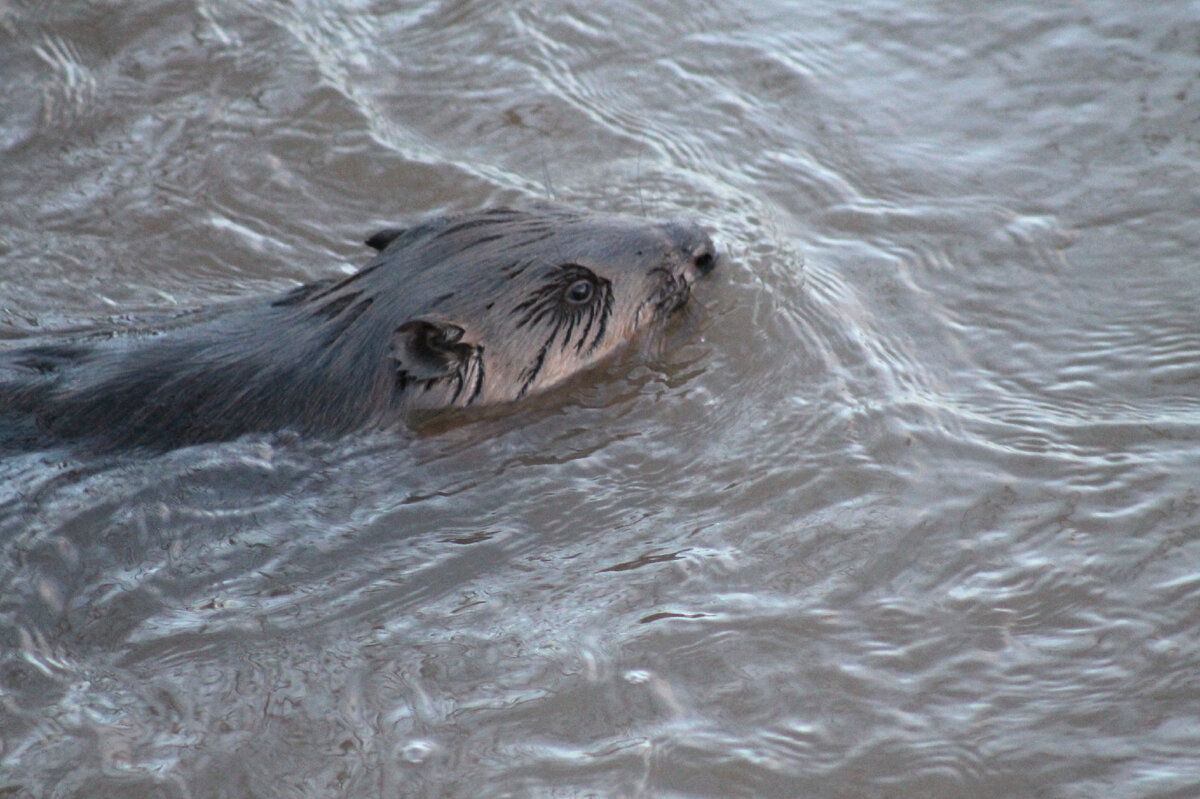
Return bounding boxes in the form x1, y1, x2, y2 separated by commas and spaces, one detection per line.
2, 1, 1199, 797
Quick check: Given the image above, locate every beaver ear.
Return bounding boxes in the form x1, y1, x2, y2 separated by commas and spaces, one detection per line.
365, 227, 408, 251
391, 320, 468, 380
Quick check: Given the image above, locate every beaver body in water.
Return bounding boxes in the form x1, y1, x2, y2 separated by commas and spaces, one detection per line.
0, 205, 717, 450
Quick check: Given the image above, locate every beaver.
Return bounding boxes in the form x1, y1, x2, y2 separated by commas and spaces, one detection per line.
0, 205, 717, 450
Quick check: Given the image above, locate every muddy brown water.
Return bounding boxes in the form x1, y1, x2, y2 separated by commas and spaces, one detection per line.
2, 1, 1199, 797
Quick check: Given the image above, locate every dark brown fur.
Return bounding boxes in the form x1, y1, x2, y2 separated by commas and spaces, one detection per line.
0, 205, 717, 450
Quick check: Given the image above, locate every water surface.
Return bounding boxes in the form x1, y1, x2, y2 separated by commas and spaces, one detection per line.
2, 1, 1199, 797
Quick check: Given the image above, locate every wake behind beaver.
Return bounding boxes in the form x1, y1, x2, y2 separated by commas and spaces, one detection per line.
0, 205, 717, 451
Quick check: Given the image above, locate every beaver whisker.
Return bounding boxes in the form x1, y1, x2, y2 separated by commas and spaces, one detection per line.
306, 260, 385, 302
322, 296, 373, 346
447, 344, 486, 406
589, 285, 613, 355
311, 290, 363, 320
518, 336, 554, 398
513, 281, 560, 330
514, 230, 556, 248
501, 258, 533, 280
450, 232, 506, 253
465, 347, 485, 406
646, 266, 689, 315
560, 308, 580, 352
448, 362, 466, 404
434, 217, 506, 240
575, 283, 614, 356
573, 309, 592, 354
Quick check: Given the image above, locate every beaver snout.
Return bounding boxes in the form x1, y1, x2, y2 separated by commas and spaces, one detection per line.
678, 231, 718, 287
690, 240, 718, 279
641, 224, 718, 317
661, 221, 718, 284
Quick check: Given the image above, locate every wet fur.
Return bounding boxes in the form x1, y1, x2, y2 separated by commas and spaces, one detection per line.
0, 205, 716, 450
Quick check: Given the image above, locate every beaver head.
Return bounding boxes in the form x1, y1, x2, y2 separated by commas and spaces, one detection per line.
350, 206, 718, 410
2, 205, 717, 449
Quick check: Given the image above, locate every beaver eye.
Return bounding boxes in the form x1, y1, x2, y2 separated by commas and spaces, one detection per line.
565, 278, 595, 305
